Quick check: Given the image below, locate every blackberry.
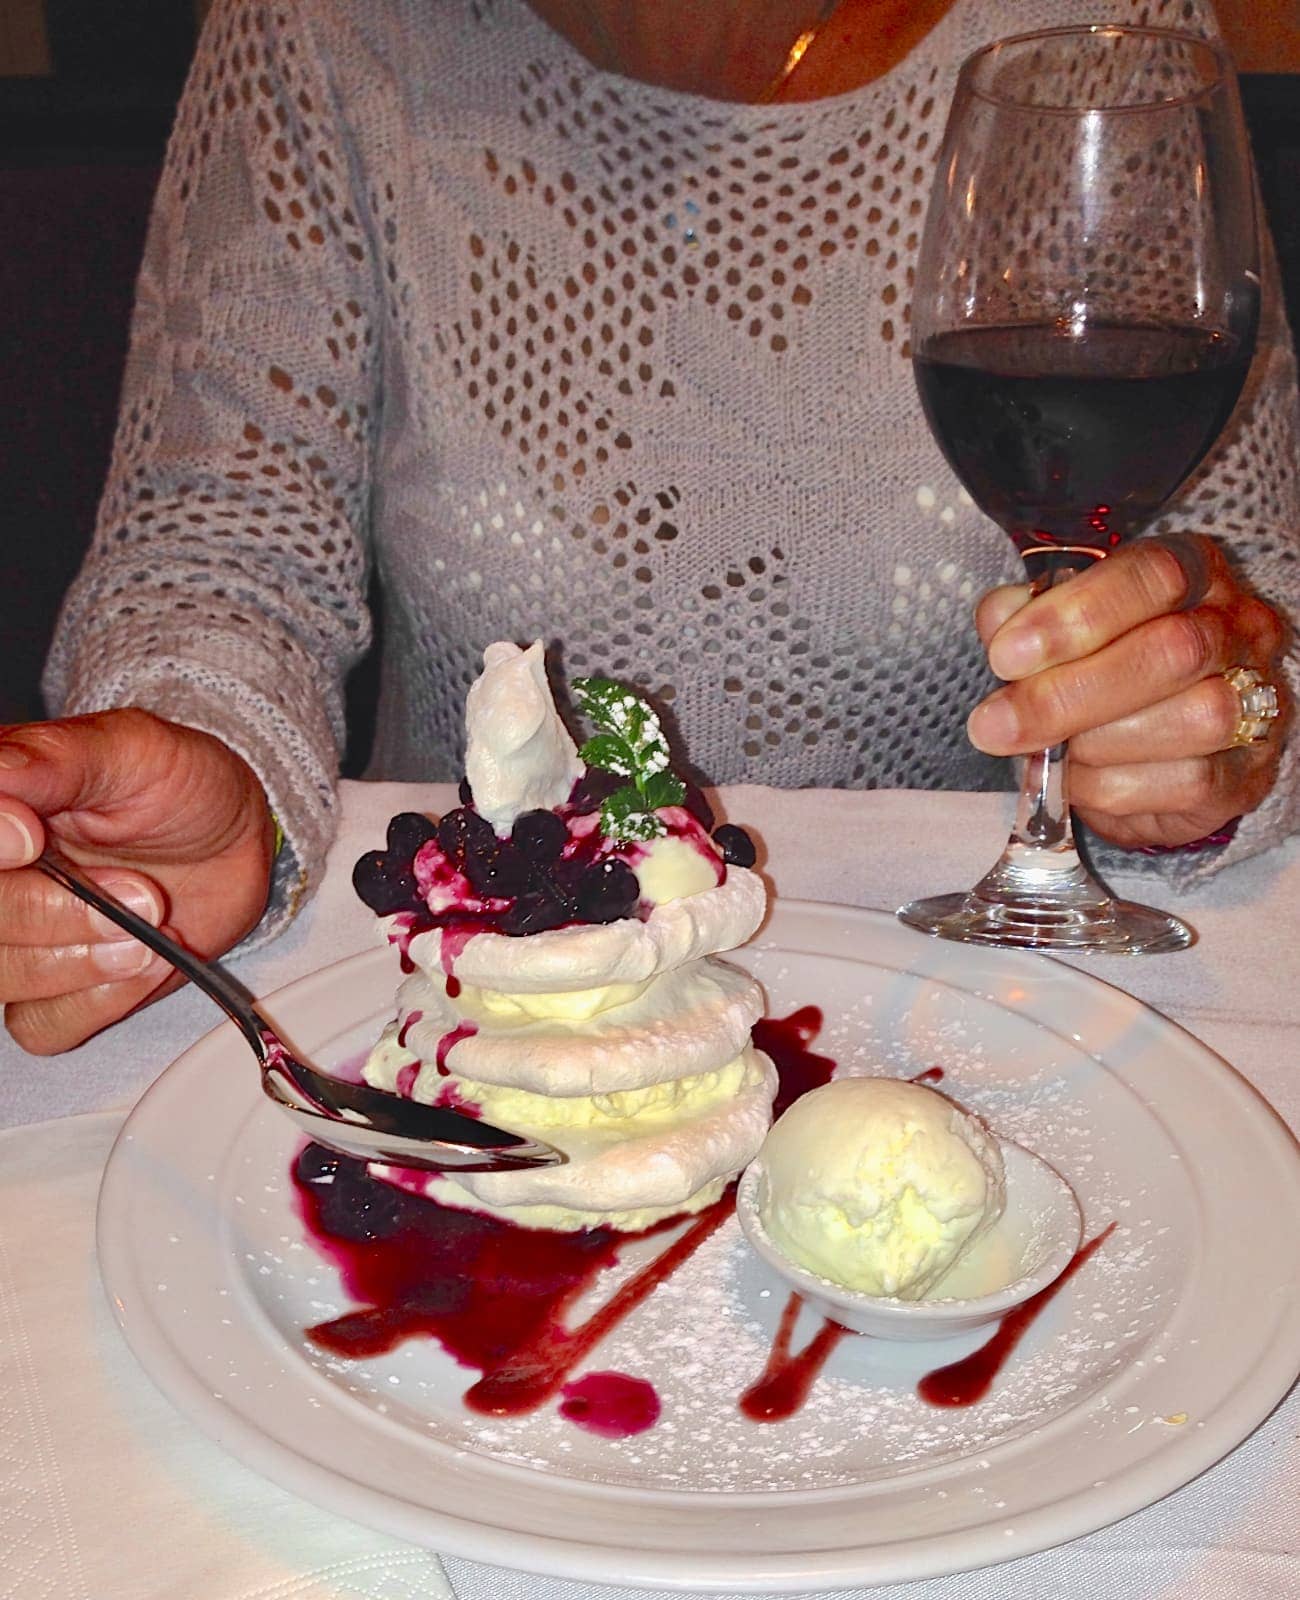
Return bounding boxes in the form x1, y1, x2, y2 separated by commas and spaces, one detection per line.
385, 811, 439, 861
315, 1167, 412, 1242
463, 843, 531, 900
295, 1142, 343, 1186
712, 824, 757, 867
352, 852, 423, 915
501, 892, 572, 936
511, 808, 568, 862
575, 859, 641, 923
436, 805, 496, 864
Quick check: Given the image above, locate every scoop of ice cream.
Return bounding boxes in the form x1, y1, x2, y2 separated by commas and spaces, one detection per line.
757, 1078, 1005, 1299
464, 641, 584, 833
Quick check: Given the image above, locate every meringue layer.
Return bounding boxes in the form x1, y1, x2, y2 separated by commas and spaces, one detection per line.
372, 1046, 776, 1228
395, 865, 765, 994
378, 957, 763, 1096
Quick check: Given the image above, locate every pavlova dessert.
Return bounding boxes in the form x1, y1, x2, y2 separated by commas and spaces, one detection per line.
351, 641, 774, 1231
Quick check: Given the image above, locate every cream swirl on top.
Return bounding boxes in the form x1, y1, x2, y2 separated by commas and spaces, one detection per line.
463, 639, 584, 831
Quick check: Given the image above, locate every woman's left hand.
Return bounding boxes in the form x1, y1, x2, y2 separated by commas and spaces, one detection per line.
967, 533, 1289, 849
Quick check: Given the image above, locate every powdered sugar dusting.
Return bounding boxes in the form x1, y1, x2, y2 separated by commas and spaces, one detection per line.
234, 931, 1193, 1495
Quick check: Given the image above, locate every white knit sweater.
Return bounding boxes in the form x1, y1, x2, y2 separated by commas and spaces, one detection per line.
45, 0, 1300, 922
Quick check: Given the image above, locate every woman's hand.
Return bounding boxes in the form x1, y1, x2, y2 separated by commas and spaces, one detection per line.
0, 708, 276, 1054
968, 534, 1289, 849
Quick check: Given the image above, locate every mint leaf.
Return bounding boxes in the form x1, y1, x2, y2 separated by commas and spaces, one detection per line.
603, 805, 665, 842
600, 785, 648, 825
572, 677, 628, 727
579, 733, 635, 777
600, 785, 666, 842
640, 770, 686, 810
573, 673, 682, 841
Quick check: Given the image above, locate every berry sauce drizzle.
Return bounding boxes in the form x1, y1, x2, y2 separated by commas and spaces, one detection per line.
294, 1005, 1107, 1435
909, 1065, 945, 1085
296, 1146, 731, 1436
435, 1021, 478, 1075
396, 1011, 423, 1050
917, 1222, 1119, 1407
560, 1371, 661, 1438
389, 915, 418, 975
739, 1293, 850, 1422
752, 1006, 835, 1118
463, 1199, 734, 1417
294, 1006, 832, 1437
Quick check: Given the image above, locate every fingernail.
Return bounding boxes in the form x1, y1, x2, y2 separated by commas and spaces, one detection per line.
968, 695, 1021, 752
989, 626, 1044, 678
0, 746, 30, 770
91, 939, 159, 977
91, 879, 163, 939
0, 812, 37, 866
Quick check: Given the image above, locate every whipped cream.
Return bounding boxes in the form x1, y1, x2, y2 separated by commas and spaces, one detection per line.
377, 1047, 776, 1224
633, 821, 723, 903
376, 957, 763, 1096
464, 641, 584, 833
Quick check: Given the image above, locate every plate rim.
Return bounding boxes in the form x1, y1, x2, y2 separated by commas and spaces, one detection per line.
96, 900, 1300, 1592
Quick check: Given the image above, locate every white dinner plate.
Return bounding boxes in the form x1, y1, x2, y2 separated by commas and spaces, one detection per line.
97, 902, 1300, 1592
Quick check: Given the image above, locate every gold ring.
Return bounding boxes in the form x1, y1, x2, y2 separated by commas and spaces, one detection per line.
1223, 666, 1280, 747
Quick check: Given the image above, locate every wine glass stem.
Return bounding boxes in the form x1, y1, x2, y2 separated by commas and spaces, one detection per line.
1011, 551, 1086, 855
898, 545, 1191, 950
1015, 738, 1072, 851
971, 553, 1102, 899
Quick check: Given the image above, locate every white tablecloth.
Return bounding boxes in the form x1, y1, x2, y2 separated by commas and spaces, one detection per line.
2, 781, 1297, 1600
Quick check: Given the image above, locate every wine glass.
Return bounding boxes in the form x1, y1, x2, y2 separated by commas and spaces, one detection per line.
898, 25, 1260, 953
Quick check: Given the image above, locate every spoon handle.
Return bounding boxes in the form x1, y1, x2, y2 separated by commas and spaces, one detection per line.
36, 847, 270, 1060
38, 846, 567, 1171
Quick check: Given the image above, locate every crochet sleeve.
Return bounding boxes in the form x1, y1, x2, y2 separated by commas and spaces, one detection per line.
1141, 227, 1300, 885
1103, 0, 1300, 882
42, 0, 378, 934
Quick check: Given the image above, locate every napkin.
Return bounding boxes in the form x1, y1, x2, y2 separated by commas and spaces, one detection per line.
0, 1111, 455, 1600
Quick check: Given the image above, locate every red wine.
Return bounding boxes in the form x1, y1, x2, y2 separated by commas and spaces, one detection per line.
914, 322, 1253, 553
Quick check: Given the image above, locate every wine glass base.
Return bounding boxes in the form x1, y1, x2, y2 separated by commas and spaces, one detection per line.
897, 890, 1194, 954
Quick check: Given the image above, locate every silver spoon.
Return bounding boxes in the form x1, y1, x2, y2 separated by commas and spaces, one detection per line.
38, 847, 566, 1173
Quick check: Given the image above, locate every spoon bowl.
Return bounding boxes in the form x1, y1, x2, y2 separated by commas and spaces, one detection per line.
38, 847, 566, 1174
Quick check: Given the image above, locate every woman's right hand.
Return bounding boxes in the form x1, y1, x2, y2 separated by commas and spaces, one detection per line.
0, 708, 277, 1054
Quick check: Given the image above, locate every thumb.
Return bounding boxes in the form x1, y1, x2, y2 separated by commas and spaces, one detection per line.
0, 710, 271, 872
0, 711, 167, 819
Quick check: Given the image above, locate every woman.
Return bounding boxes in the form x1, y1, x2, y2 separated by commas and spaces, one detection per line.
1, 0, 1295, 1052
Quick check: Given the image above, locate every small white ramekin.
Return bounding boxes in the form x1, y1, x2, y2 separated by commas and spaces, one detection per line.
736, 1141, 1082, 1342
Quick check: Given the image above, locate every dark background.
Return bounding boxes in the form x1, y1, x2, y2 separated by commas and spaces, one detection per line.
2, 4, 1298, 776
